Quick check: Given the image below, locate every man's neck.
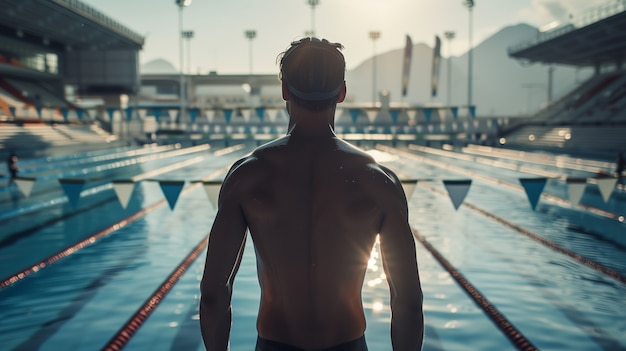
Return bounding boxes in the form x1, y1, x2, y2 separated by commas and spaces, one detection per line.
287, 103, 337, 139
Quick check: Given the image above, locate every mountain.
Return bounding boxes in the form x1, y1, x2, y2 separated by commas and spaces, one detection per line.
346, 23, 593, 116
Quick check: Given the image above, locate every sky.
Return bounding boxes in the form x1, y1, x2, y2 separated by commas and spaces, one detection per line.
81, 0, 608, 75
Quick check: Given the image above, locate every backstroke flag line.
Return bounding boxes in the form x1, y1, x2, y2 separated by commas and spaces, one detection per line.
431, 35, 442, 98
401, 35, 413, 98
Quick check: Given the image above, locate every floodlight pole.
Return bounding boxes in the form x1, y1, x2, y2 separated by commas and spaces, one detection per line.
444, 31, 456, 107
176, 0, 192, 124
464, 0, 474, 109
308, 0, 319, 37
369, 31, 381, 107
245, 30, 257, 77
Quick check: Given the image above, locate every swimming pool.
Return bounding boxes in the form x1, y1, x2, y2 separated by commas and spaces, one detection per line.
0, 141, 624, 350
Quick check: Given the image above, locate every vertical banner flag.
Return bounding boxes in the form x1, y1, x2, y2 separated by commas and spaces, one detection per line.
401, 35, 413, 98
431, 35, 442, 98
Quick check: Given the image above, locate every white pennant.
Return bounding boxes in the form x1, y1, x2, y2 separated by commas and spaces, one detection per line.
366, 110, 378, 124
242, 109, 251, 123
566, 179, 587, 206
406, 109, 417, 121
14, 177, 36, 197
202, 181, 222, 210
401, 180, 418, 200
205, 110, 214, 123
112, 180, 136, 209
596, 178, 617, 202
168, 109, 177, 121
267, 109, 278, 123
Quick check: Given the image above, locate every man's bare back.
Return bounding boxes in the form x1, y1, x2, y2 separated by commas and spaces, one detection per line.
200, 37, 423, 351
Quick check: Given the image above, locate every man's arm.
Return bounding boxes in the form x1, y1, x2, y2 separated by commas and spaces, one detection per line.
200, 160, 249, 351
378, 167, 424, 350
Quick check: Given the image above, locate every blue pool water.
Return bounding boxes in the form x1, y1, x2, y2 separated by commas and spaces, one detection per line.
0, 141, 624, 350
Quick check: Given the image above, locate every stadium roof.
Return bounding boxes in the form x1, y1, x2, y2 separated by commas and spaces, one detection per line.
0, 0, 144, 51
508, 7, 626, 67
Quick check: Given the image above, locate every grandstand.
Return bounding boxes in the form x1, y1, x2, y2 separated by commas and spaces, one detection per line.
503, 0, 626, 154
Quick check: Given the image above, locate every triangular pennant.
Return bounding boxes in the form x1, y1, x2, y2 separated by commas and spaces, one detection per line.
202, 181, 222, 210
223, 109, 233, 123
59, 178, 86, 208
205, 109, 214, 122
153, 108, 162, 121
36, 106, 42, 118
389, 110, 400, 124
566, 178, 587, 206
469, 106, 476, 118
61, 108, 69, 122
451, 107, 459, 120
159, 180, 185, 210
255, 107, 266, 122
406, 109, 417, 121
267, 109, 278, 123
76, 109, 84, 120
125, 107, 133, 121
443, 179, 472, 210
138, 109, 147, 120
423, 108, 432, 123
189, 108, 198, 123
14, 177, 36, 197
9, 106, 16, 117
107, 108, 116, 122
596, 178, 617, 202
168, 109, 178, 121
519, 178, 547, 210
401, 180, 418, 200
366, 110, 377, 124
349, 109, 360, 124
112, 180, 136, 209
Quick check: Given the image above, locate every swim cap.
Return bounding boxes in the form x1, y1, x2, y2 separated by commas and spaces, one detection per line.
280, 37, 345, 101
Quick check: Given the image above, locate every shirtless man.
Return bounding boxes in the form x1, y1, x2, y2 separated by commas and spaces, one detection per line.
200, 37, 423, 351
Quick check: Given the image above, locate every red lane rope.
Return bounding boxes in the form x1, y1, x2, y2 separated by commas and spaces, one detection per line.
101, 236, 208, 351
0, 199, 166, 289
412, 228, 539, 351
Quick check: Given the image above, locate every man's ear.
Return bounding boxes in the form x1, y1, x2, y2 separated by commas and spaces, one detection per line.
282, 81, 290, 101
337, 81, 347, 103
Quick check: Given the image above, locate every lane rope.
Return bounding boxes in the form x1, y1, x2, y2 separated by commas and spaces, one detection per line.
412, 227, 539, 351
100, 236, 208, 351
422, 182, 626, 286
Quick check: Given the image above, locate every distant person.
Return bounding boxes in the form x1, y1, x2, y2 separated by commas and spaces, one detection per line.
7, 151, 18, 183
200, 37, 424, 351
617, 152, 625, 186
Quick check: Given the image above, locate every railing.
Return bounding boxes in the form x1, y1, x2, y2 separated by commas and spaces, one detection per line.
508, 0, 626, 54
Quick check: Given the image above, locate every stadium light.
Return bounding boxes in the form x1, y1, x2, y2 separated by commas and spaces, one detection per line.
245, 30, 257, 76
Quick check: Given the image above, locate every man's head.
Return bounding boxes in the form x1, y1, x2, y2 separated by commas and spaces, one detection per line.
279, 37, 346, 111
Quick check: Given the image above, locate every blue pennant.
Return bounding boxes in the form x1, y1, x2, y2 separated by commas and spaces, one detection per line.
443, 179, 472, 210
423, 108, 432, 123
390, 110, 400, 124
159, 180, 185, 210
349, 109, 360, 124
519, 178, 547, 210
255, 107, 265, 122
223, 109, 233, 123
107, 108, 116, 122
189, 108, 198, 123
61, 108, 69, 122
451, 107, 459, 120
59, 179, 86, 208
